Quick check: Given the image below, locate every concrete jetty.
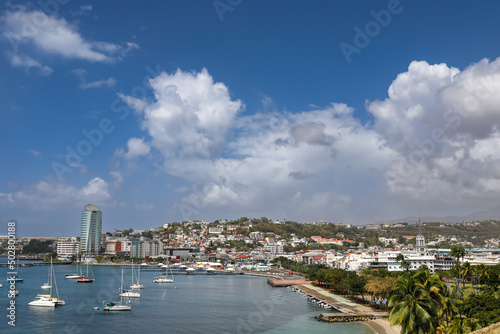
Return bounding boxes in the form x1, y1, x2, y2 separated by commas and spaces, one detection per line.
267, 278, 310, 287
290, 284, 388, 322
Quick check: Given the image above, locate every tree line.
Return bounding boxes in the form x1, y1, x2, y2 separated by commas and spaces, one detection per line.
273, 255, 500, 334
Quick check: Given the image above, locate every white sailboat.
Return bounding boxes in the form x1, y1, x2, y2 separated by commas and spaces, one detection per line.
41, 264, 52, 289
65, 262, 80, 279
152, 263, 174, 283
10, 258, 24, 282
130, 260, 145, 289
29, 258, 65, 307
103, 269, 132, 311
76, 262, 94, 283
119, 264, 140, 298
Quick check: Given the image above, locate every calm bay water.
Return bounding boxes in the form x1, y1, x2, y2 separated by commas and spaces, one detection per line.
0, 264, 373, 333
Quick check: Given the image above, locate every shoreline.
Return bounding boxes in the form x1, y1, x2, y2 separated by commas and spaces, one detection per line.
298, 283, 400, 334
365, 318, 401, 334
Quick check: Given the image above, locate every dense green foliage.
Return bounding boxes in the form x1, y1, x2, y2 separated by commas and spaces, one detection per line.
199, 218, 500, 248
23, 240, 53, 254
273, 256, 500, 333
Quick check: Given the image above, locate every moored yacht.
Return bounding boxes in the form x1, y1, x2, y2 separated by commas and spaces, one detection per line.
65, 262, 80, 279
76, 262, 94, 283
152, 276, 174, 283
28, 295, 56, 307
153, 263, 174, 283
29, 258, 65, 307
103, 269, 132, 312
119, 289, 141, 298
130, 260, 145, 289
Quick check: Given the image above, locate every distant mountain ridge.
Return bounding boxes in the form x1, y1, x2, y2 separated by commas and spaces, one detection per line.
374, 206, 500, 226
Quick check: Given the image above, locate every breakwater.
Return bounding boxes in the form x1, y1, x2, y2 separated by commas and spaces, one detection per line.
316, 313, 376, 322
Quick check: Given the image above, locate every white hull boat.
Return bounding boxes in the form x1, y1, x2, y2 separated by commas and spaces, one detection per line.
65, 274, 81, 279
28, 295, 56, 307
103, 269, 132, 312
103, 302, 132, 311
119, 290, 141, 298
130, 260, 145, 289
29, 258, 65, 307
152, 276, 174, 283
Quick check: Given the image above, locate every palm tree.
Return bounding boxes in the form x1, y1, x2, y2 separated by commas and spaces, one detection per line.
460, 262, 471, 288
414, 269, 453, 330
401, 259, 411, 273
469, 266, 478, 294
414, 270, 445, 300
440, 283, 460, 326
450, 245, 466, 289
389, 275, 439, 333
448, 318, 480, 334
450, 283, 463, 301
396, 253, 405, 264
476, 264, 489, 288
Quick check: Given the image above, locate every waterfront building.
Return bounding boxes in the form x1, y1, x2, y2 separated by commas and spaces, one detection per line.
335, 250, 455, 274
164, 247, 198, 260
104, 237, 131, 257
130, 237, 162, 258
56, 237, 81, 260
80, 204, 102, 255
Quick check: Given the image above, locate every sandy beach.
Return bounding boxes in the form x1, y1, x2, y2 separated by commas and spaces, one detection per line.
365, 318, 401, 334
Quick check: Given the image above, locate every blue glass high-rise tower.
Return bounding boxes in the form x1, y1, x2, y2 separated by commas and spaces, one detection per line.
80, 204, 102, 255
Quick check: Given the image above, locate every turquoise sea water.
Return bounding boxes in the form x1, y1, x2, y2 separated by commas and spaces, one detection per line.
0, 264, 373, 333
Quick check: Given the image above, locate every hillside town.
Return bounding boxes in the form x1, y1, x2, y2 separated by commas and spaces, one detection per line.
3, 205, 500, 273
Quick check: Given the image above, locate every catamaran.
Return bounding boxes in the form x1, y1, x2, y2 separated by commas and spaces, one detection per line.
103, 269, 132, 311
29, 258, 65, 307
77, 262, 94, 283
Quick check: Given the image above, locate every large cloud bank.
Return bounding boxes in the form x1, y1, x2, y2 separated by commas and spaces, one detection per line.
119, 58, 500, 222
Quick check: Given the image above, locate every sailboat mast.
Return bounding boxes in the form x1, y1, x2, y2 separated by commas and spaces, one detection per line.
49, 257, 53, 296
120, 269, 124, 304
52, 258, 60, 299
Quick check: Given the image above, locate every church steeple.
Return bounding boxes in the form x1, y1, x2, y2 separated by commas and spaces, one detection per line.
416, 215, 426, 254
418, 215, 422, 235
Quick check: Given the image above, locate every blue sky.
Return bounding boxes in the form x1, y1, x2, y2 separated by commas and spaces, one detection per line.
2, 1, 500, 236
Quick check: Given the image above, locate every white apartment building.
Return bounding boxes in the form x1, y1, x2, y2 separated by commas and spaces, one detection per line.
57, 237, 81, 260
263, 244, 284, 256
208, 227, 224, 234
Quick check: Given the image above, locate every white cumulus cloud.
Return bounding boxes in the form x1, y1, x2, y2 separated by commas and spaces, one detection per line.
124, 138, 150, 160
115, 60, 500, 223
122, 68, 243, 167
0, 177, 120, 210
370, 58, 500, 208
1, 7, 138, 70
